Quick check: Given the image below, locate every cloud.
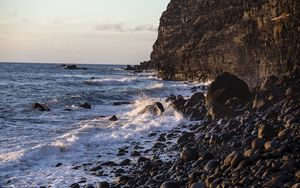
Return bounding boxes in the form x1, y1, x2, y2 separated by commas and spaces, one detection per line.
134, 25, 158, 32
94, 23, 158, 32
94, 23, 126, 32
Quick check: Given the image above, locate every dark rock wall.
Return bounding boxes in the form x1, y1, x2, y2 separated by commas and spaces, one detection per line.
151, 0, 300, 86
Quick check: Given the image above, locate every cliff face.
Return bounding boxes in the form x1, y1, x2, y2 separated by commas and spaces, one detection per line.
151, 0, 300, 86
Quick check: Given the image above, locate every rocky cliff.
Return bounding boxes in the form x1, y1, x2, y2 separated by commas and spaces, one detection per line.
150, 0, 300, 86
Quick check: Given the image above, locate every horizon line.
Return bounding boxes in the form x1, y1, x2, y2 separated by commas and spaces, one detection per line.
0, 61, 141, 65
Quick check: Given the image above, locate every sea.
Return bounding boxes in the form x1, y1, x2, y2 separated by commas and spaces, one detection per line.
0, 63, 200, 188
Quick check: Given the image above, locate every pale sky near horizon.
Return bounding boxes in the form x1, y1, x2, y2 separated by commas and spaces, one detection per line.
0, 0, 169, 64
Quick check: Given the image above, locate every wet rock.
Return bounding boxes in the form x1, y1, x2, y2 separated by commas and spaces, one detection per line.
101, 161, 117, 166
185, 92, 205, 107
262, 175, 286, 187
180, 147, 198, 162
137, 156, 150, 163
160, 181, 180, 188
204, 160, 219, 172
70, 183, 80, 188
90, 164, 102, 171
252, 138, 265, 150
166, 94, 176, 103
177, 132, 194, 145
258, 123, 276, 139
119, 159, 131, 166
230, 153, 244, 168
278, 128, 291, 138
139, 102, 165, 115
189, 107, 206, 121
189, 182, 205, 188
264, 140, 279, 150
109, 115, 118, 121
55, 163, 62, 167
131, 150, 141, 157
33, 103, 50, 111
295, 170, 300, 180
80, 102, 91, 109
199, 152, 214, 161
113, 101, 132, 106
292, 183, 300, 188
65, 65, 87, 70
253, 95, 266, 109
157, 135, 166, 142
224, 151, 237, 166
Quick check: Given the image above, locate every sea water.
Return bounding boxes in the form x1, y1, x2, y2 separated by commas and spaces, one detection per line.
0, 63, 200, 187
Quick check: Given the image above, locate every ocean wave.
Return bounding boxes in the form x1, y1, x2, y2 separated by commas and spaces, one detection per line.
84, 77, 138, 86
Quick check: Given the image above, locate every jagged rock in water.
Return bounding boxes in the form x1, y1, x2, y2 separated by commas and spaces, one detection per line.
79, 102, 91, 109
139, 102, 165, 116
32, 103, 50, 111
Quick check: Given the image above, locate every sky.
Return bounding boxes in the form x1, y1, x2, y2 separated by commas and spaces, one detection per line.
0, 0, 170, 64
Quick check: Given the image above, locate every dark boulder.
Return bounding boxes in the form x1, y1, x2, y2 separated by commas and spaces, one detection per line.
125, 65, 135, 70
113, 101, 132, 106
109, 115, 118, 121
180, 147, 198, 162
206, 72, 253, 107
139, 102, 165, 115
79, 102, 91, 109
32, 103, 50, 111
185, 92, 205, 107
205, 72, 252, 119
65, 65, 87, 70
69, 183, 80, 188
166, 94, 176, 103
96, 182, 109, 188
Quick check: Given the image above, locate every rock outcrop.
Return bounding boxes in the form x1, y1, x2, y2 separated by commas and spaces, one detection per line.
150, 0, 300, 86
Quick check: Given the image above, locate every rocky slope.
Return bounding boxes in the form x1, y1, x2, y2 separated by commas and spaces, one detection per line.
67, 65, 300, 188
150, 0, 300, 86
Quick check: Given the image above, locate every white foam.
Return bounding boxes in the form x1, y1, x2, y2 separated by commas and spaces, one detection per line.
84, 77, 137, 86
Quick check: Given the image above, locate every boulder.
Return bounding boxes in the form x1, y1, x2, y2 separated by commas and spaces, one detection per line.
204, 160, 219, 172
258, 123, 277, 139
185, 92, 205, 107
180, 147, 198, 162
109, 115, 118, 121
252, 95, 266, 109
189, 182, 205, 188
65, 65, 87, 70
80, 102, 91, 109
206, 72, 252, 107
69, 183, 80, 188
139, 102, 165, 115
32, 103, 50, 111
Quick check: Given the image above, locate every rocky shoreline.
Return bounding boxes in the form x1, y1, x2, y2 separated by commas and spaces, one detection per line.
63, 65, 300, 188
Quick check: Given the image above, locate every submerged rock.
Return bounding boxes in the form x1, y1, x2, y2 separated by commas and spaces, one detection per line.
80, 102, 91, 109
109, 115, 118, 121
139, 102, 165, 115
65, 65, 87, 70
32, 103, 50, 111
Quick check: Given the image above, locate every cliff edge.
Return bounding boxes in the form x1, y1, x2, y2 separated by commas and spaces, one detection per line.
150, 0, 300, 86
